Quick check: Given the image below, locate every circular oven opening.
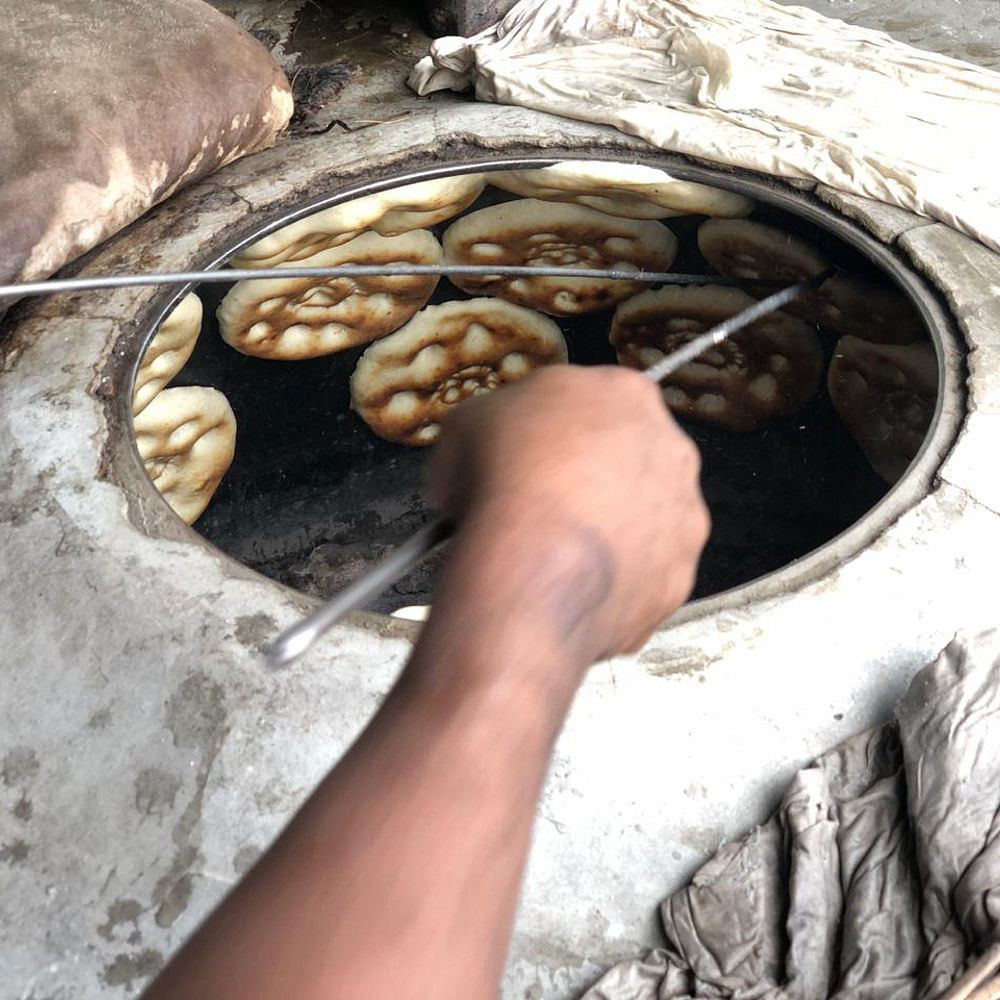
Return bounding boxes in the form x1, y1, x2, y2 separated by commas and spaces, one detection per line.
129, 158, 947, 614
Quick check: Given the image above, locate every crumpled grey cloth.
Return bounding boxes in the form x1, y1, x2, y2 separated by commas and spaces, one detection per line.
581, 629, 1000, 1000
409, 0, 1000, 254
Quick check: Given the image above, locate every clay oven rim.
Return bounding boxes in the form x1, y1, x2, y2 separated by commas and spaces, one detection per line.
117, 148, 965, 633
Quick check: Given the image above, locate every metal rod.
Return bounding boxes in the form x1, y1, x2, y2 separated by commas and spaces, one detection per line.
265, 517, 456, 668
643, 268, 835, 382
261, 268, 834, 670
0, 265, 738, 301
938, 940, 1000, 1000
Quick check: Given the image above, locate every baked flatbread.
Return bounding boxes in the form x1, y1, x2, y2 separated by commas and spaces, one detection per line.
488, 161, 754, 219
828, 335, 937, 483
350, 298, 568, 445
133, 292, 202, 416
442, 199, 678, 315
798, 273, 925, 344
697, 218, 829, 283
133, 385, 236, 524
230, 173, 485, 268
391, 605, 431, 621
610, 284, 823, 431
698, 219, 924, 343
217, 230, 443, 360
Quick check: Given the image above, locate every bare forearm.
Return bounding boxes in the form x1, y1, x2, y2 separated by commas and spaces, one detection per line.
145, 506, 601, 1000
144, 365, 710, 1000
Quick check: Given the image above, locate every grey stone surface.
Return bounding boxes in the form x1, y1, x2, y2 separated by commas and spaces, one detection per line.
815, 186, 935, 245
788, 0, 1000, 70
936, 411, 1000, 517
902, 224, 1000, 413
442, 0, 520, 35
6, 0, 1000, 996
211, 0, 454, 136
0, 101, 996, 1000
899, 223, 1000, 516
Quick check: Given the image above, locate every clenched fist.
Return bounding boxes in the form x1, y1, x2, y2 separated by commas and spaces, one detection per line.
427, 364, 710, 669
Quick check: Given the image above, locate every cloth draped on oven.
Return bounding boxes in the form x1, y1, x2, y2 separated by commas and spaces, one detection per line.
411, 13, 1000, 990
0, 0, 293, 289
576, 629, 1000, 1000
409, 0, 1000, 254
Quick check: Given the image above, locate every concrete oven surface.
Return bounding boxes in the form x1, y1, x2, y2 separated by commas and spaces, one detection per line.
3, 4, 1000, 1000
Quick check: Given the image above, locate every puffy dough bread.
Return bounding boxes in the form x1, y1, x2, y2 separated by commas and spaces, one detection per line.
350, 298, 568, 446
217, 230, 443, 360
698, 218, 829, 283
697, 218, 923, 343
488, 161, 754, 219
442, 199, 678, 315
391, 605, 431, 622
828, 335, 937, 484
132, 292, 202, 416
610, 284, 823, 431
134, 385, 237, 525
230, 173, 486, 268
794, 272, 925, 345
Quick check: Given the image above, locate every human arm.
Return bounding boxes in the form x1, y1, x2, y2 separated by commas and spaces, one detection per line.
142, 364, 710, 1000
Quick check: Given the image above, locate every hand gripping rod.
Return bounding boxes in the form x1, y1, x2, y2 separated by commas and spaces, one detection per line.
263, 268, 833, 668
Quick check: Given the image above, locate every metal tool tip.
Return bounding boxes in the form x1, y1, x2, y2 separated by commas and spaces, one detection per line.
261, 626, 315, 670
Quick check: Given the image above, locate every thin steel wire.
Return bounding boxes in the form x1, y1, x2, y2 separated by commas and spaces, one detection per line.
0, 265, 745, 301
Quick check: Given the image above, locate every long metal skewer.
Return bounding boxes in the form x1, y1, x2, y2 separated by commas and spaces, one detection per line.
262, 267, 834, 669
0, 265, 742, 301
265, 517, 457, 667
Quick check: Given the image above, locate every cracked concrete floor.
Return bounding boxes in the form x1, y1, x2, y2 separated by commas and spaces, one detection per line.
4, 2, 1000, 999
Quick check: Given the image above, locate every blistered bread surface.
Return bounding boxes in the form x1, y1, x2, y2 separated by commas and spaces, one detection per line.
230, 173, 485, 268
698, 219, 925, 343
442, 199, 678, 315
134, 385, 237, 524
217, 230, 443, 360
611, 284, 823, 431
351, 298, 568, 445
133, 292, 202, 416
828, 335, 937, 483
488, 161, 754, 219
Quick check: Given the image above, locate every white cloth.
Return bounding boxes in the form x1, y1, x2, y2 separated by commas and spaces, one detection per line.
409, 0, 1000, 253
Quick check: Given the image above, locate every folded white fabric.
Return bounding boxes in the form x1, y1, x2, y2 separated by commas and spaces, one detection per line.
410, 0, 1000, 252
